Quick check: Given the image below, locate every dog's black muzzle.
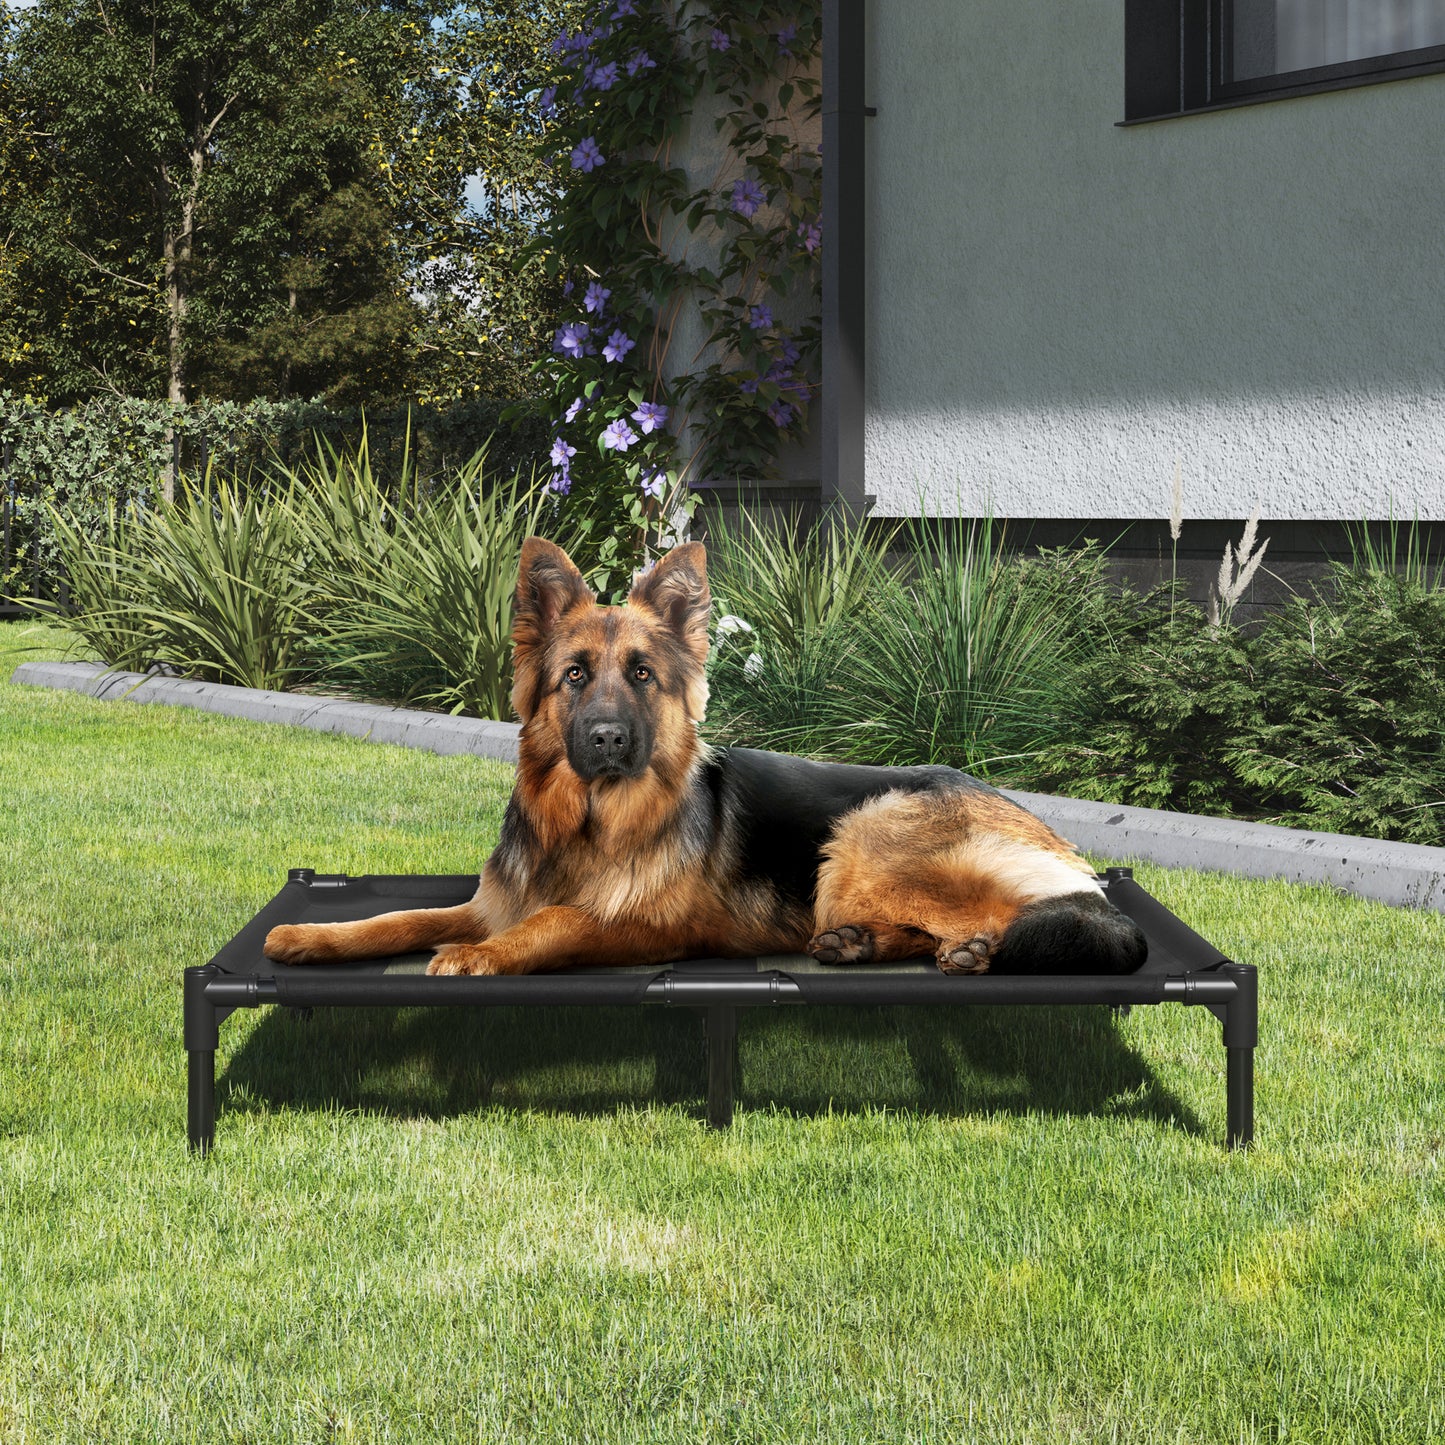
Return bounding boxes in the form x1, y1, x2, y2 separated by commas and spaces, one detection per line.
569, 713, 648, 781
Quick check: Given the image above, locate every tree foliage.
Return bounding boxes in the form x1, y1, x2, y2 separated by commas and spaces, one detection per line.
0, 0, 579, 409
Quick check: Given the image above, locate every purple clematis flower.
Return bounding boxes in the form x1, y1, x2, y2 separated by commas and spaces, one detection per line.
748, 303, 772, 330
776, 21, 797, 54
626, 49, 656, 76
539, 84, 558, 118
601, 419, 638, 451
553, 321, 591, 358
549, 470, 573, 495
767, 401, 794, 428
631, 401, 669, 433
640, 471, 666, 500
564, 395, 587, 423
611, 0, 636, 16
583, 280, 611, 314
585, 59, 619, 91
709, 27, 731, 50
602, 329, 635, 363
797, 217, 821, 253
570, 137, 605, 172
731, 178, 766, 219
549, 437, 577, 469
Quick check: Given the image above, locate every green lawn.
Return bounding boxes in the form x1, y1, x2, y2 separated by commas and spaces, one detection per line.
2, 619, 1443, 1443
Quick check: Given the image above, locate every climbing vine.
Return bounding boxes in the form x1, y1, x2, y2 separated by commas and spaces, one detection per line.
534, 0, 821, 577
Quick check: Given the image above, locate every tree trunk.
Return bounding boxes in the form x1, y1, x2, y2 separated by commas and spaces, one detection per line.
160, 146, 203, 502
161, 226, 186, 502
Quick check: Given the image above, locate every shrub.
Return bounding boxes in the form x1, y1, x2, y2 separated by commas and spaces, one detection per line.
1234, 567, 1445, 844
1028, 589, 1264, 815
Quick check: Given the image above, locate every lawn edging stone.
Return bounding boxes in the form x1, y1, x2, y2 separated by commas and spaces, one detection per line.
14, 658, 1445, 913
10, 659, 520, 762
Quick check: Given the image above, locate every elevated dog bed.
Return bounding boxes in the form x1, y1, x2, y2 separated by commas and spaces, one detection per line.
186, 867, 1256, 1152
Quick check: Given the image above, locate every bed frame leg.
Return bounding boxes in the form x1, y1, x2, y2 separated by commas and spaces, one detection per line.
184, 965, 219, 1155
704, 1006, 737, 1129
1221, 963, 1257, 1150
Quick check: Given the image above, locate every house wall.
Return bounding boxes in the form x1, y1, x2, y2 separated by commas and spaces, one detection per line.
863, 1, 1445, 524
662, 49, 821, 493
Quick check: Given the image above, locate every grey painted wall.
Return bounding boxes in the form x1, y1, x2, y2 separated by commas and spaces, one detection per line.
863, 1, 1445, 522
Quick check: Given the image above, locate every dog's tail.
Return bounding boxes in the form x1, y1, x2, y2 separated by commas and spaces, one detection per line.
991, 890, 1148, 975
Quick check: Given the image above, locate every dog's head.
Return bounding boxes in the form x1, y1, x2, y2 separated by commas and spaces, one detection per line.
510, 537, 711, 784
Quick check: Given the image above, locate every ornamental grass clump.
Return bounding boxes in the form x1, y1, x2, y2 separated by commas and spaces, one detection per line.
287, 437, 571, 720
702, 507, 901, 760
43, 470, 313, 692
864, 519, 1104, 777
40, 434, 582, 717
34, 502, 158, 675
702, 509, 1098, 779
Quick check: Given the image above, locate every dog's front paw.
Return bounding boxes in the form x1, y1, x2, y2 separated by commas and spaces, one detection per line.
426, 944, 498, 977
937, 935, 995, 976
808, 925, 875, 965
265, 924, 330, 965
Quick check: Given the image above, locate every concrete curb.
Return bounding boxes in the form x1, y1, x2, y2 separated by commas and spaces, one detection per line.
1000, 788, 1445, 912
14, 658, 1445, 912
9, 660, 521, 764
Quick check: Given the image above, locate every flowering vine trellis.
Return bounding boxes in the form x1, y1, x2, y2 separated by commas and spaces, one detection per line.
534, 0, 822, 579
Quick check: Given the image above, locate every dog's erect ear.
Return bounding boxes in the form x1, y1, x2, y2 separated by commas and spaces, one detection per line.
511, 538, 593, 722
513, 537, 592, 652
628, 542, 711, 665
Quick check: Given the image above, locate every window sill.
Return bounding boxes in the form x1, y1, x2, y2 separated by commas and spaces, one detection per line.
1120, 54, 1445, 125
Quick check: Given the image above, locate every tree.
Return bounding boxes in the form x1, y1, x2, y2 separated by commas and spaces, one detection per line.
0, 0, 581, 416
0, 0, 421, 411
184, 17, 420, 405
375, 0, 583, 405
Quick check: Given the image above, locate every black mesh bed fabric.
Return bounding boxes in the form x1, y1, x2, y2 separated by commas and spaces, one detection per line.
187, 867, 1257, 1149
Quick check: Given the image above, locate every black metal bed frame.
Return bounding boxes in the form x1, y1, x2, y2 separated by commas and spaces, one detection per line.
185, 866, 1257, 1154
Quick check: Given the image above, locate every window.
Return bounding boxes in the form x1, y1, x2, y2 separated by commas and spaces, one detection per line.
1124, 0, 1445, 122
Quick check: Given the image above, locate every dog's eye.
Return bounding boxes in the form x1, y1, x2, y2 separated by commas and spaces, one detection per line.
565, 665, 586, 685
633, 665, 651, 682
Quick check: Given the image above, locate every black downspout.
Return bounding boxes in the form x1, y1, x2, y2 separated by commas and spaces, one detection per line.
822, 0, 869, 518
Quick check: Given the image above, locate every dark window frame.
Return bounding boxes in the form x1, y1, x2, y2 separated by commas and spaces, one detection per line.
1123, 0, 1445, 124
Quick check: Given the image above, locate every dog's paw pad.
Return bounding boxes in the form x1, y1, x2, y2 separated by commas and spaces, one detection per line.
808, 925, 875, 965
937, 936, 994, 976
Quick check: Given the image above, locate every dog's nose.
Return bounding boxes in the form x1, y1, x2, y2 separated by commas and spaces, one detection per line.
589, 721, 630, 760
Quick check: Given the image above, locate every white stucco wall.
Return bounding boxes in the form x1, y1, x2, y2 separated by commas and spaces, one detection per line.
864, 2, 1445, 521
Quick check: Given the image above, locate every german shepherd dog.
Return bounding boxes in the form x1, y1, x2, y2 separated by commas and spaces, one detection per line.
264, 539, 1147, 978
